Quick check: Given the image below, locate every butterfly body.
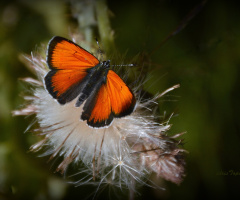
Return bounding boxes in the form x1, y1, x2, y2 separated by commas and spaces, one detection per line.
45, 36, 135, 128
75, 60, 110, 107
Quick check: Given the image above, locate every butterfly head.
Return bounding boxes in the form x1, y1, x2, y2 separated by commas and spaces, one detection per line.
101, 60, 110, 69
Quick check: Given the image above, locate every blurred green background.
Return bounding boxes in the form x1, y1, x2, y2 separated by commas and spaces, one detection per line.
1, 0, 240, 199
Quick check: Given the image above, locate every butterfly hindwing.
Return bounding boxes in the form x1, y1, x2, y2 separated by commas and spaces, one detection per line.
81, 81, 113, 127
45, 36, 99, 104
81, 70, 136, 127
45, 69, 89, 104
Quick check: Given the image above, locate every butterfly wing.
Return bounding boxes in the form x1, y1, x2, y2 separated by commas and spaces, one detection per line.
81, 70, 136, 127
45, 36, 99, 104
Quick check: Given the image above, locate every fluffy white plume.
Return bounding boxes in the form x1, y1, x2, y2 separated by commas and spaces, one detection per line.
13, 45, 185, 193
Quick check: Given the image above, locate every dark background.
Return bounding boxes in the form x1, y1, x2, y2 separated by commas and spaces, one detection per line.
1, 0, 240, 199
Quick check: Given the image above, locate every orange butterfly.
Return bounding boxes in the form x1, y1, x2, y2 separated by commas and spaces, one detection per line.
44, 36, 136, 128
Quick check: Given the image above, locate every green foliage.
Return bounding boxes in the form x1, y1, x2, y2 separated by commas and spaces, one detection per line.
1, 0, 240, 199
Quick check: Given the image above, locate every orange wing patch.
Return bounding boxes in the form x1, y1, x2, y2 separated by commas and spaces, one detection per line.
51, 70, 87, 97
88, 84, 112, 124
45, 69, 88, 104
47, 36, 99, 70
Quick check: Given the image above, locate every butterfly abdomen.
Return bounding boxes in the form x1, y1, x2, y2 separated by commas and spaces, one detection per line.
75, 63, 109, 107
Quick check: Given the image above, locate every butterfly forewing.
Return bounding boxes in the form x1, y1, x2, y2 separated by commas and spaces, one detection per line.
45, 36, 99, 104
47, 36, 99, 70
107, 70, 136, 117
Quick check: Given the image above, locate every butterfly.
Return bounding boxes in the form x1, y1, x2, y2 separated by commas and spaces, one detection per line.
44, 36, 136, 128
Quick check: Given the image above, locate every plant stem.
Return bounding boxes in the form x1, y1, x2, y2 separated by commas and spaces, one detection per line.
95, 0, 115, 54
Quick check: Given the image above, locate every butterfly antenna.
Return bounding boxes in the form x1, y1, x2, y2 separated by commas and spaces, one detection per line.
111, 63, 135, 71
95, 37, 103, 61
112, 64, 135, 67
